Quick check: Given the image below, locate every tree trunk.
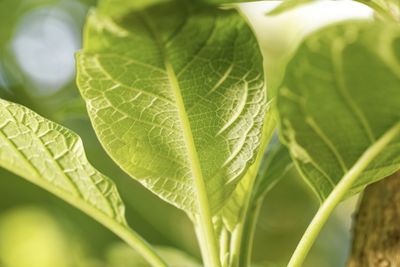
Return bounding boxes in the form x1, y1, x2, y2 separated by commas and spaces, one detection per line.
348, 171, 400, 267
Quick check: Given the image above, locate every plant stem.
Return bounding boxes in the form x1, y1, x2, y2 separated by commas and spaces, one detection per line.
110, 222, 169, 267
287, 122, 400, 267
239, 199, 263, 267
219, 228, 230, 267
195, 224, 211, 267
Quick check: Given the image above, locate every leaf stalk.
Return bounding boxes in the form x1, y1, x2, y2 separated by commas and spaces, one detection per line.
287, 122, 400, 267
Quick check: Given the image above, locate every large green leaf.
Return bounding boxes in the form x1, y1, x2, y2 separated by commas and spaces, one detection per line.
277, 21, 400, 201
0, 98, 166, 267
97, 0, 168, 17
77, 0, 266, 215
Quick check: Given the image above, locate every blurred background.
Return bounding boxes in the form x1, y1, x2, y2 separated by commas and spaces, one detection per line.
0, 1, 373, 266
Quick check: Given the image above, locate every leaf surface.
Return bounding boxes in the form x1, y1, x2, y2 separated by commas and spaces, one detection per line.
77, 0, 266, 215
221, 135, 292, 231
0, 98, 167, 267
0, 98, 126, 224
252, 136, 292, 201
277, 21, 400, 201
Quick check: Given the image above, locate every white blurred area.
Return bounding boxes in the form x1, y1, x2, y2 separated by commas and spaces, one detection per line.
242, 1, 373, 38
11, 2, 85, 95
240, 1, 373, 93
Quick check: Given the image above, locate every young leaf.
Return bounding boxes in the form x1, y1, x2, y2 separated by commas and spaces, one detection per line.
0, 98, 167, 267
277, 21, 400, 202
77, 0, 266, 217
252, 135, 293, 202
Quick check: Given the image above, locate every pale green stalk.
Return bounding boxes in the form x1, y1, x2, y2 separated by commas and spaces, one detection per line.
288, 122, 400, 267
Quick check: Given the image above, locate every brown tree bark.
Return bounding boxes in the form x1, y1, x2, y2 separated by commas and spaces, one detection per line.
348, 171, 400, 267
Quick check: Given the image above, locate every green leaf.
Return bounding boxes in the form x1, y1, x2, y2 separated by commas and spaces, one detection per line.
97, 0, 168, 17
0, 98, 167, 267
0, 98, 126, 225
77, 0, 266, 216
267, 0, 314, 16
277, 21, 400, 202
97, 0, 260, 15
252, 136, 292, 201
219, 110, 276, 231
220, 136, 292, 230
108, 243, 201, 267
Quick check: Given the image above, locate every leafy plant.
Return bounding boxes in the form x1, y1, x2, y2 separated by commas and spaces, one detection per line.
0, 0, 399, 267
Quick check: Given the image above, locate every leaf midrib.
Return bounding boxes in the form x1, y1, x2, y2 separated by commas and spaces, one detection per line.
140, 11, 221, 267
139, 11, 208, 213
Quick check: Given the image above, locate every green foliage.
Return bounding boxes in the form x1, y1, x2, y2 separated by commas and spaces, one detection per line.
277, 21, 400, 201
0, 98, 167, 267
3, 1, 400, 267
0, 98, 126, 225
219, 112, 278, 231
77, 0, 266, 217
97, 0, 168, 17
252, 136, 292, 201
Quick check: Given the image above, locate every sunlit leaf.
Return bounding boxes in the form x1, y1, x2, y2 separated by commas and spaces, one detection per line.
97, 0, 168, 17
77, 0, 266, 215
0, 98, 166, 267
0, 98, 126, 224
221, 136, 292, 231
277, 21, 400, 201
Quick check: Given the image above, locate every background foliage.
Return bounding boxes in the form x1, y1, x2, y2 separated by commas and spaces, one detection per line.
0, 1, 373, 266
